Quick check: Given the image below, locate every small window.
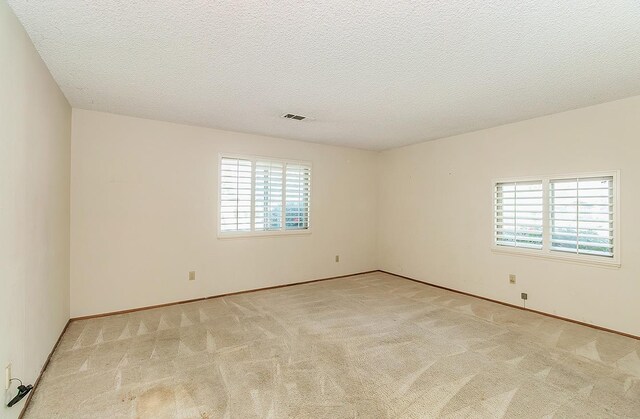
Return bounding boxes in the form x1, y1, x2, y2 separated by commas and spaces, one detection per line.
493, 172, 619, 266
495, 181, 543, 249
254, 160, 284, 232
285, 164, 311, 230
219, 155, 311, 237
220, 157, 252, 232
549, 176, 614, 257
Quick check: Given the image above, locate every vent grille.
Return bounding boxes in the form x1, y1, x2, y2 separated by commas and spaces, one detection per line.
281, 113, 307, 121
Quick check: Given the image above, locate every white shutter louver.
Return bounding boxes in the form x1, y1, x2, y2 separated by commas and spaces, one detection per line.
495, 181, 543, 249
255, 161, 284, 231
220, 157, 252, 232
285, 164, 311, 230
549, 176, 614, 257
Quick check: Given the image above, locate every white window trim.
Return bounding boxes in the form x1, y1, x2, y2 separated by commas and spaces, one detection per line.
491, 170, 620, 268
217, 153, 312, 239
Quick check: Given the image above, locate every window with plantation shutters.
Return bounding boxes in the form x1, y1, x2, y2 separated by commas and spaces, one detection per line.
255, 161, 284, 231
220, 157, 252, 232
285, 164, 311, 230
549, 176, 614, 257
495, 181, 544, 249
492, 171, 619, 266
219, 155, 311, 237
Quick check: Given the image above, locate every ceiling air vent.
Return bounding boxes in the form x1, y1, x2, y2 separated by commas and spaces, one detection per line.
281, 113, 307, 121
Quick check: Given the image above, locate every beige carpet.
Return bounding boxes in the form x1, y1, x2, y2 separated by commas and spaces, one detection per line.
24, 272, 640, 418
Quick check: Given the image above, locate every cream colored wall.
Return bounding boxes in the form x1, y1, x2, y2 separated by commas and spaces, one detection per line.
70, 109, 378, 317
73, 98, 640, 335
378, 95, 640, 336
0, 2, 71, 417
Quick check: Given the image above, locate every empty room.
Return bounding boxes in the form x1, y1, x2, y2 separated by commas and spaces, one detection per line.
2, 1, 640, 418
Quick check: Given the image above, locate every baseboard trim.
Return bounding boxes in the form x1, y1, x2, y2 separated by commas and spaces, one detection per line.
18, 319, 71, 419
379, 270, 640, 341
71, 270, 379, 321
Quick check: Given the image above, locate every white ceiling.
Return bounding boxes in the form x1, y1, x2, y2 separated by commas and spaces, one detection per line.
8, 1, 640, 150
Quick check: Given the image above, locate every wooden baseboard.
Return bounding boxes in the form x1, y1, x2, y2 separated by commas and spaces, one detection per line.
71, 270, 379, 321
379, 270, 640, 341
18, 319, 71, 419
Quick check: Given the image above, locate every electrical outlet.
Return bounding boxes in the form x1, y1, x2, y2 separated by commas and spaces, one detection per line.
188, 271, 196, 281
335, 255, 340, 263
509, 274, 516, 284
5, 363, 11, 390
521, 292, 528, 300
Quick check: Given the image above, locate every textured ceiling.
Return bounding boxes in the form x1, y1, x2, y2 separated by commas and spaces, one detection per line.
8, 1, 640, 150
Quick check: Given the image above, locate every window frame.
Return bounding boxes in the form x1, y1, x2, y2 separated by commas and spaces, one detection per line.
217, 153, 312, 239
491, 170, 620, 268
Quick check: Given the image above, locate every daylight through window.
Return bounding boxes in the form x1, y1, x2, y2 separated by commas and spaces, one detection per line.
220, 156, 311, 235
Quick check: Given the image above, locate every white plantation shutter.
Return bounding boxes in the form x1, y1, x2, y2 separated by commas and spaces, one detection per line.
493, 172, 618, 265
549, 176, 614, 257
219, 155, 312, 235
495, 181, 543, 249
219, 157, 252, 232
285, 164, 311, 230
255, 161, 284, 231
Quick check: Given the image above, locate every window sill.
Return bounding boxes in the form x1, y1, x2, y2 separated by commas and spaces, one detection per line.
218, 229, 312, 239
491, 246, 620, 269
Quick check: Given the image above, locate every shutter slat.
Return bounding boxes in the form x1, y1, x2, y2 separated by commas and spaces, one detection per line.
550, 238, 613, 248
